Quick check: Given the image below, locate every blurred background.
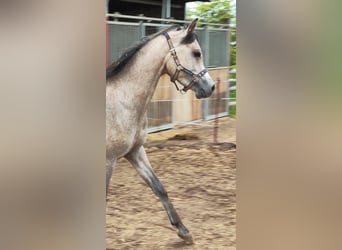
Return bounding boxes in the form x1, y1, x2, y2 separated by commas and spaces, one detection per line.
1, 0, 342, 250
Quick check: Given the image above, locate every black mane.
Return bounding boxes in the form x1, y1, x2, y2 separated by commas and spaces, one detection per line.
106, 24, 181, 80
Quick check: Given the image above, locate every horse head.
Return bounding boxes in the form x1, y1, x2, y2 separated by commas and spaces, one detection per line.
164, 19, 215, 99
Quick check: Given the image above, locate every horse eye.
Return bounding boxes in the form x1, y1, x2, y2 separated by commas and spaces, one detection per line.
193, 51, 201, 58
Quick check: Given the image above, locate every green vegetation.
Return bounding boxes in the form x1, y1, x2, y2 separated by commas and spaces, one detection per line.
186, 0, 233, 26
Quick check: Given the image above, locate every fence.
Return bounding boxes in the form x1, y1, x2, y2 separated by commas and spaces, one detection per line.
229, 70, 236, 107
106, 14, 231, 132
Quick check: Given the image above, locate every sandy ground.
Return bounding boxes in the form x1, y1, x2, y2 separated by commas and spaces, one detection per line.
106, 117, 236, 250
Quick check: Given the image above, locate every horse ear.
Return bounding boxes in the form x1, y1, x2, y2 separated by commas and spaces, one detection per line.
187, 18, 198, 33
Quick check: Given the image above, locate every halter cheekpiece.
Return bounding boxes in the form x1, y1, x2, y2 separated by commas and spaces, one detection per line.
163, 32, 208, 93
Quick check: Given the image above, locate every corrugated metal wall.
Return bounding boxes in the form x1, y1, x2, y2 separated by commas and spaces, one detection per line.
108, 24, 140, 64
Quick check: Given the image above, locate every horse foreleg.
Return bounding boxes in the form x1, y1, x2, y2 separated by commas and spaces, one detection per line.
125, 146, 193, 244
106, 158, 116, 197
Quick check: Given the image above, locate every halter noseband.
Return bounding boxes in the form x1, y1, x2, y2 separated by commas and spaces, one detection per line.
163, 32, 208, 93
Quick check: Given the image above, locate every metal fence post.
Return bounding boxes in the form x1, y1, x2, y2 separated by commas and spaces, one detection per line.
162, 0, 171, 19
139, 17, 145, 38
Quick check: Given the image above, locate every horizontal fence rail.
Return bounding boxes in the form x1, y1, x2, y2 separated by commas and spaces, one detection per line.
106, 13, 231, 28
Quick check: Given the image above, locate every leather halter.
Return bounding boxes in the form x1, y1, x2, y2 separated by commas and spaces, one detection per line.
163, 32, 208, 93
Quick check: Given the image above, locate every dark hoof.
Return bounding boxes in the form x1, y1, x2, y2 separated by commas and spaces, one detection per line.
177, 231, 194, 244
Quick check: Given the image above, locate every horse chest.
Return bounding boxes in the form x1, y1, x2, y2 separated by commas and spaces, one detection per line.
106, 115, 147, 159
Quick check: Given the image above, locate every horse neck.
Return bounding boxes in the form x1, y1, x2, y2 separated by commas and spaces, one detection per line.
120, 35, 169, 111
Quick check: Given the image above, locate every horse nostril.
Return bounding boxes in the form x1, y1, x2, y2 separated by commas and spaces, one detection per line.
212, 85, 215, 91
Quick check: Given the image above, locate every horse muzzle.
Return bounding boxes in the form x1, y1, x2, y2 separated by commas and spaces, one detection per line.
195, 79, 215, 99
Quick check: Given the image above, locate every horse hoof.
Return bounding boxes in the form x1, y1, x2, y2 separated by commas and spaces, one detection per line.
178, 231, 194, 244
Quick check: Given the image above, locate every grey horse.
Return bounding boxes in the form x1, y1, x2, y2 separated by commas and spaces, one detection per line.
106, 19, 215, 243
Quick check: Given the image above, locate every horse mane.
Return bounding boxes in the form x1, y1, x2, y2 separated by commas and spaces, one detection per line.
106, 24, 182, 81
